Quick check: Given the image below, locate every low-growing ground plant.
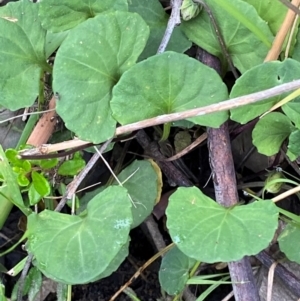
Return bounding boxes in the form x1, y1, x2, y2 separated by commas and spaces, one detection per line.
1, 0, 300, 300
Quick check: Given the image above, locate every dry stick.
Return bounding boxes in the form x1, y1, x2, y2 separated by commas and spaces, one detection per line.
265, 0, 300, 61
157, 0, 182, 54
198, 49, 260, 301
54, 139, 112, 212
18, 79, 300, 156
256, 251, 300, 298
116, 79, 300, 134
165, 132, 207, 161
27, 96, 57, 146
279, 0, 300, 16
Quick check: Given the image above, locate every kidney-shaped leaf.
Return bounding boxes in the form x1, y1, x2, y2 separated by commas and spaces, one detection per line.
181, 0, 273, 74
159, 246, 196, 295
26, 185, 132, 284
230, 59, 300, 124
166, 187, 278, 263
0, 0, 48, 110
252, 112, 295, 156
53, 11, 149, 143
38, 0, 128, 32
111, 51, 228, 128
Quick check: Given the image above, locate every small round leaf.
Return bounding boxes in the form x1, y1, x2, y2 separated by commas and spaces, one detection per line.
252, 112, 295, 156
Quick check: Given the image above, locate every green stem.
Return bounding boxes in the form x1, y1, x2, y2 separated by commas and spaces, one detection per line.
160, 122, 171, 141
0, 232, 27, 257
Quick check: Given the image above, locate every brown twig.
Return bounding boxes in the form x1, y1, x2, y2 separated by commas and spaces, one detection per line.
256, 250, 300, 297
54, 139, 112, 212
26, 96, 57, 146
198, 49, 260, 301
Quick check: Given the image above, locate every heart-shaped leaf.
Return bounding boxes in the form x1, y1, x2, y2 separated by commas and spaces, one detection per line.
26, 185, 132, 284
252, 112, 295, 156
0, 0, 49, 110
166, 187, 278, 262
38, 0, 128, 32
111, 51, 228, 128
53, 11, 149, 143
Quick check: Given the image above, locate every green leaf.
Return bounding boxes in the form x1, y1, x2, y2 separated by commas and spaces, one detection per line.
0, 0, 49, 110
252, 112, 295, 156
5, 149, 19, 164
27, 267, 42, 301
38, 0, 128, 32
90, 239, 130, 282
0, 282, 7, 301
282, 98, 300, 129
38, 158, 59, 170
54, 11, 149, 143
17, 173, 30, 187
128, 0, 191, 60
113, 160, 161, 228
31, 171, 51, 197
181, 0, 273, 73
111, 51, 228, 128
28, 183, 42, 206
45, 30, 69, 58
26, 186, 132, 284
245, 0, 287, 35
278, 222, 300, 264
230, 59, 300, 124
21, 160, 31, 173
11, 266, 42, 300
159, 246, 196, 295
58, 159, 85, 176
166, 187, 278, 262
287, 130, 300, 161
0, 146, 30, 216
